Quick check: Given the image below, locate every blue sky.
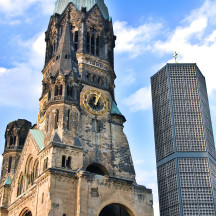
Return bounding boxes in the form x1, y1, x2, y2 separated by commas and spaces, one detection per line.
1, 0, 216, 215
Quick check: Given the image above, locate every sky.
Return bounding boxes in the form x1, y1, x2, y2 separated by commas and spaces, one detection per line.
1, 0, 216, 215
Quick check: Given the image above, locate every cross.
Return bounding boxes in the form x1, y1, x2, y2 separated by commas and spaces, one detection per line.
173, 51, 178, 63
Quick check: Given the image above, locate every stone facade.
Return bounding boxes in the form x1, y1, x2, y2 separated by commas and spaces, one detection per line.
0, 1, 154, 216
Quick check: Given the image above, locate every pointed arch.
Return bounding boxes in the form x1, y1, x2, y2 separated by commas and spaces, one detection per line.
17, 173, 24, 197
19, 208, 32, 216
55, 109, 59, 129
25, 155, 34, 187
33, 159, 39, 181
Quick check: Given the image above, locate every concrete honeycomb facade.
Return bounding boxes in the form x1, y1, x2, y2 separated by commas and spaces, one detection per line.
151, 63, 216, 216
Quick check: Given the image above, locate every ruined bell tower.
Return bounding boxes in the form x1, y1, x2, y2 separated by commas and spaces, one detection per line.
0, 1, 154, 216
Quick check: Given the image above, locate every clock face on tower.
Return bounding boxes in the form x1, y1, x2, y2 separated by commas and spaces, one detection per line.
83, 89, 108, 115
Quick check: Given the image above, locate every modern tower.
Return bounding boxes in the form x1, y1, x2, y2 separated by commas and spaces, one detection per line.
151, 63, 216, 216
0, 1, 154, 216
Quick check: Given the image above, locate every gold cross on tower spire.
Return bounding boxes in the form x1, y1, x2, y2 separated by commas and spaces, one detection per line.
173, 51, 178, 63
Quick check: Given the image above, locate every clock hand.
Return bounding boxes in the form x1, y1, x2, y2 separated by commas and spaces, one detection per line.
94, 93, 101, 105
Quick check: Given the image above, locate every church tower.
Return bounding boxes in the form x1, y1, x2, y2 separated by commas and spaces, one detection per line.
0, 1, 154, 216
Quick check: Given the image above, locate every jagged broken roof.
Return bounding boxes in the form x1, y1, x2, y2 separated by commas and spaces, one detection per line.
54, 0, 109, 19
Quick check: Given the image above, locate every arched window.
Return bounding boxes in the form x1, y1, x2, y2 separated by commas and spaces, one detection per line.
98, 77, 103, 87
48, 91, 51, 100
93, 75, 97, 84
67, 110, 70, 130
42, 192, 44, 203
74, 31, 79, 51
8, 157, 12, 173
19, 209, 32, 216
17, 174, 24, 196
46, 114, 49, 132
66, 157, 71, 169
67, 85, 70, 96
62, 156, 66, 168
55, 86, 59, 96
43, 157, 48, 171
96, 36, 100, 56
91, 35, 95, 55
33, 160, 39, 181
86, 32, 90, 53
55, 110, 59, 129
25, 157, 33, 187
9, 136, 16, 146
59, 85, 63, 95
67, 85, 73, 97
86, 73, 91, 82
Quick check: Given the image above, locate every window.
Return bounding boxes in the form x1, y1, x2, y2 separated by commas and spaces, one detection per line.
46, 115, 49, 132
93, 75, 97, 84
59, 85, 63, 95
55, 85, 63, 96
98, 77, 103, 87
96, 36, 100, 56
55, 110, 59, 129
92, 119, 101, 133
86, 32, 90, 53
42, 192, 44, 203
8, 157, 12, 173
62, 155, 66, 168
48, 91, 51, 100
67, 86, 73, 97
74, 31, 79, 51
66, 157, 71, 169
43, 158, 48, 171
55, 86, 58, 96
33, 160, 39, 180
17, 174, 24, 196
86, 73, 91, 82
91, 35, 95, 55
67, 110, 70, 130
9, 136, 16, 146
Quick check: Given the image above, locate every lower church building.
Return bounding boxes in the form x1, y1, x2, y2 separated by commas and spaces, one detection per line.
0, 1, 154, 216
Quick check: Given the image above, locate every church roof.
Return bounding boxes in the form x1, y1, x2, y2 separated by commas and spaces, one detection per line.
30, 130, 44, 150
3, 176, 12, 186
111, 101, 123, 116
54, 0, 109, 19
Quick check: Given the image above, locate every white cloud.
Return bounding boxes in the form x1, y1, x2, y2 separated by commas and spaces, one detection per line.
0, 67, 7, 75
122, 0, 216, 113
123, 86, 152, 112
0, 32, 45, 108
0, 0, 55, 17
114, 20, 163, 57
154, 0, 216, 93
